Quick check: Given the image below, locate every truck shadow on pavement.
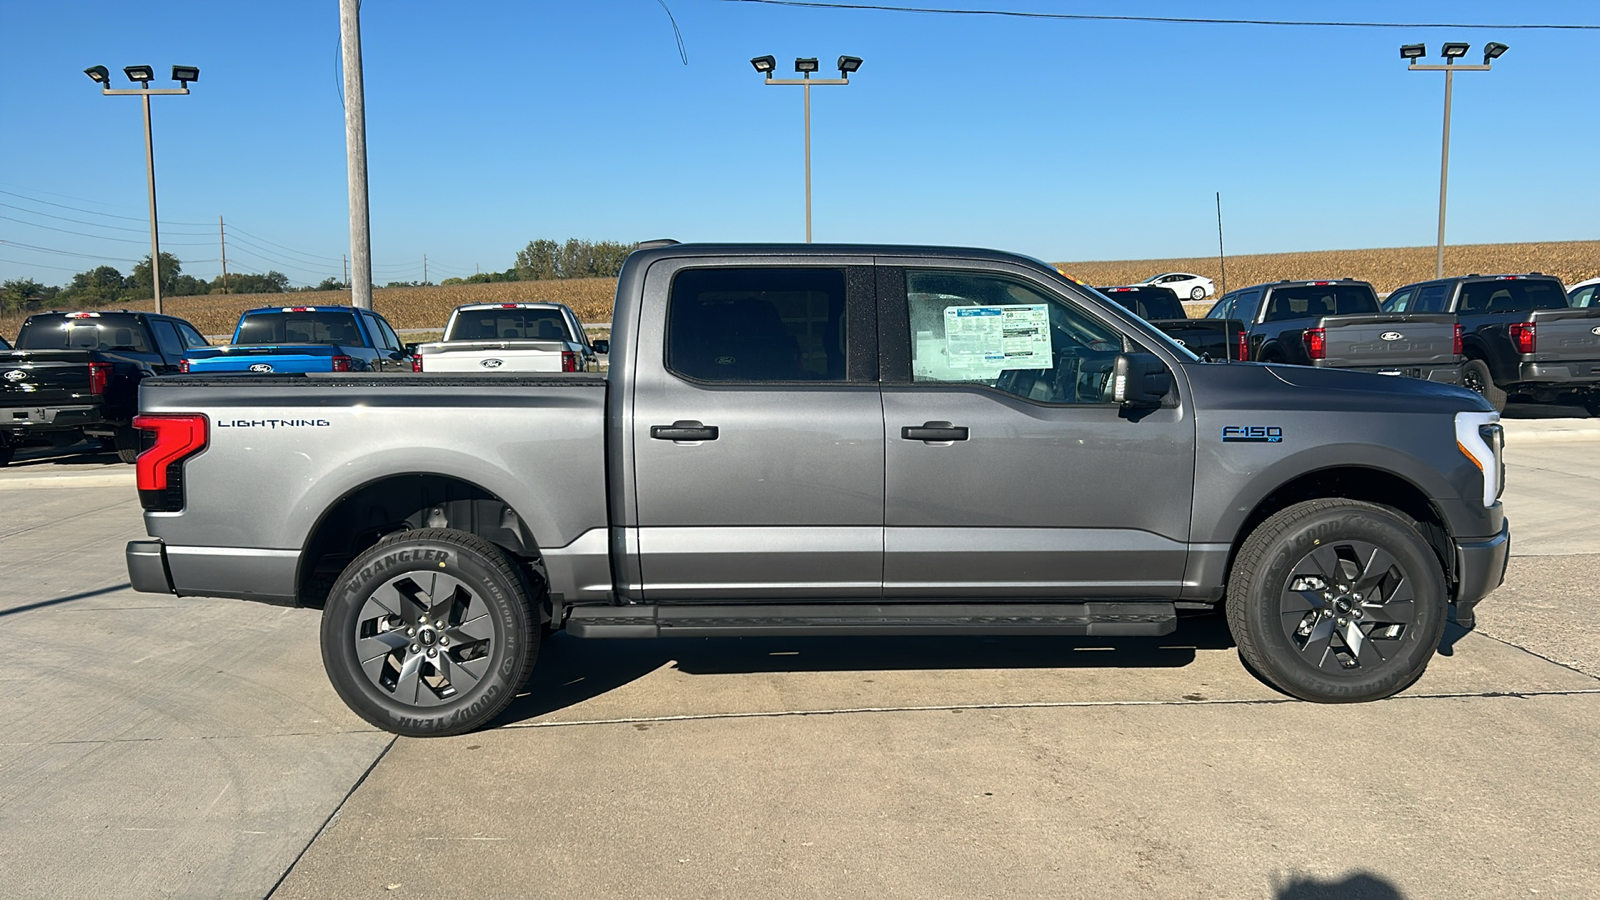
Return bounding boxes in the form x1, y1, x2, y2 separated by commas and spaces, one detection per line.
1274, 871, 1405, 899
498, 615, 1240, 724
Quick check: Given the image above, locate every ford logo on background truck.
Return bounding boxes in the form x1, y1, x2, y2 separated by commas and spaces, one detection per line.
248, 363, 274, 373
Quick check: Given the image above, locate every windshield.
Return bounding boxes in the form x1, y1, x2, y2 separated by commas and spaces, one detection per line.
235, 311, 362, 346
1261, 285, 1378, 321
16, 314, 151, 352
448, 308, 572, 341
1458, 279, 1569, 313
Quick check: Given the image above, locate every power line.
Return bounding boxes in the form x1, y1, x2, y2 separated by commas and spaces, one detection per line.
0, 201, 211, 236
0, 214, 214, 246
715, 0, 1600, 29
0, 187, 212, 227
222, 223, 348, 262
0, 239, 142, 262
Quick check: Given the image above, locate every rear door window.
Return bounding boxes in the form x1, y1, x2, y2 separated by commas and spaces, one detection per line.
1571, 285, 1598, 309
1232, 291, 1263, 324
1382, 288, 1415, 313
151, 320, 186, 362
1414, 284, 1451, 312
176, 322, 210, 348
666, 267, 849, 382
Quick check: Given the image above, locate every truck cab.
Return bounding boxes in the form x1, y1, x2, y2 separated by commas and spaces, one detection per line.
181, 305, 410, 374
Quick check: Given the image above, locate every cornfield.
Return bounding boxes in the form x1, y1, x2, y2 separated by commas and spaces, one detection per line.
4, 241, 1595, 338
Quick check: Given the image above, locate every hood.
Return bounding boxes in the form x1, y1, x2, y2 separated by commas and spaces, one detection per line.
1183, 360, 1491, 415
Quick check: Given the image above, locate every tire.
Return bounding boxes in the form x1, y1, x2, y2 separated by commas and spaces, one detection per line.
1461, 359, 1506, 412
1225, 499, 1448, 703
1190, 286, 1206, 301
114, 426, 142, 464
321, 528, 539, 736
0, 445, 12, 468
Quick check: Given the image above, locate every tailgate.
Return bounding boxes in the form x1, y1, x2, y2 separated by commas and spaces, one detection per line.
185, 344, 344, 374
1150, 319, 1245, 360
0, 350, 97, 407
418, 340, 566, 372
1527, 307, 1600, 360
1320, 314, 1458, 367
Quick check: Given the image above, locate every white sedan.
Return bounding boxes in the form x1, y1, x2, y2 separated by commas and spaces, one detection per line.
1569, 277, 1599, 308
1142, 272, 1214, 301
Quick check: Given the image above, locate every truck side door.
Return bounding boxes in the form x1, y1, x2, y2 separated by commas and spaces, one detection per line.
878, 262, 1196, 600
627, 259, 883, 601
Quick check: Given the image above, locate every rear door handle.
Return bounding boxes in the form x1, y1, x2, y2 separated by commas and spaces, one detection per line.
902, 422, 968, 442
651, 420, 719, 442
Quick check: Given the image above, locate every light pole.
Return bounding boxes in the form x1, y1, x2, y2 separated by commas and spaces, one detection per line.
752, 55, 862, 242
1402, 41, 1507, 279
84, 64, 198, 316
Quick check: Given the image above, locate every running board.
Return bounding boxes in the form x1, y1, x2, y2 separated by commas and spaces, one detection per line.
564, 602, 1176, 639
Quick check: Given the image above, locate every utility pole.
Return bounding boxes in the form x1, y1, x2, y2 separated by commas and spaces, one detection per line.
1215, 192, 1227, 297
218, 216, 229, 294
752, 55, 861, 243
343, 254, 348, 288
423, 254, 428, 284
340, 0, 374, 309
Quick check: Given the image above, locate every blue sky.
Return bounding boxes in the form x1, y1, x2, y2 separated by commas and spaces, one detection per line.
1, 1, 1596, 287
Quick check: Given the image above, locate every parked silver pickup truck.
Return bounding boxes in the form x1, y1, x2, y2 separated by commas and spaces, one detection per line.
126, 243, 1510, 736
413, 302, 603, 373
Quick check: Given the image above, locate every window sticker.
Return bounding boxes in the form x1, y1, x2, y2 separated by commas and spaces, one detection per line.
943, 304, 1053, 373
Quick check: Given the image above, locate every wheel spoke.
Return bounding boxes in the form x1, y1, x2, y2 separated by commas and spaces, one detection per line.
392, 652, 424, 704
1281, 588, 1325, 615
1361, 598, 1415, 626
447, 612, 495, 645
1353, 546, 1399, 597
426, 573, 469, 621
357, 629, 409, 663
1351, 623, 1388, 667
1298, 615, 1337, 669
440, 651, 488, 689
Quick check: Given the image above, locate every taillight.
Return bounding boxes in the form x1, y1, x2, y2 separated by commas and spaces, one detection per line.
561, 350, 579, 372
88, 361, 111, 395
1453, 323, 1463, 356
1509, 322, 1536, 354
133, 414, 207, 511
179, 358, 191, 374
1304, 327, 1327, 360
330, 355, 352, 372
1235, 329, 1249, 362
412, 355, 423, 373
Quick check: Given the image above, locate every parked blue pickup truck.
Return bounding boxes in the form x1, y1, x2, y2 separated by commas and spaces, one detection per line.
181, 305, 411, 374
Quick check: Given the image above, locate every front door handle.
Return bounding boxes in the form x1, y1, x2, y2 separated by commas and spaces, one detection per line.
651, 420, 719, 442
902, 421, 968, 442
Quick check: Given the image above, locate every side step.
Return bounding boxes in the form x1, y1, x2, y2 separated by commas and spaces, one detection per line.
565, 602, 1176, 639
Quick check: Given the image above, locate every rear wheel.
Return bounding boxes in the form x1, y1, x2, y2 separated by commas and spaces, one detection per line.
1226, 499, 1447, 703
321, 528, 539, 736
0, 444, 12, 468
1461, 359, 1506, 412
1190, 286, 1206, 300
114, 426, 142, 464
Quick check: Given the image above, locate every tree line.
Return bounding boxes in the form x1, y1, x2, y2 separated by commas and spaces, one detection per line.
2, 238, 640, 312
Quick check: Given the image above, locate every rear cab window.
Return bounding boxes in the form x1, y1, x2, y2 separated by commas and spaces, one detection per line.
666, 267, 849, 382
236, 310, 362, 346
16, 313, 152, 352
1260, 284, 1378, 321
1457, 278, 1569, 313
449, 307, 572, 341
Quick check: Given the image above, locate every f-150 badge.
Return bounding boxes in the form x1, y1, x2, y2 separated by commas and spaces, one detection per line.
1223, 425, 1283, 443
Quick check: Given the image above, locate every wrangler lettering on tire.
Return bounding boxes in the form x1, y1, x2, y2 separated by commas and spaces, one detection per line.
320, 528, 538, 737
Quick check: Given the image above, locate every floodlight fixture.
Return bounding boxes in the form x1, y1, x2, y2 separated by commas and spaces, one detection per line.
1441, 42, 1470, 60
750, 55, 776, 74
1483, 42, 1509, 64
795, 57, 819, 74
124, 64, 154, 83
171, 65, 200, 84
1399, 44, 1426, 60
84, 65, 110, 84
837, 55, 862, 76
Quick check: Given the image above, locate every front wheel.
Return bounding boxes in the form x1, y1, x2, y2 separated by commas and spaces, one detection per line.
1225, 499, 1447, 703
1461, 359, 1506, 412
1190, 286, 1206, 300
321, 528, 539, 736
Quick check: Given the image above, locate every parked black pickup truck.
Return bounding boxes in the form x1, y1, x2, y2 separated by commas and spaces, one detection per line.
1099, 285, 1247, 361
0, 310, 210, 465
1385, 274, 1600, 412
1208, 280, 1462, 384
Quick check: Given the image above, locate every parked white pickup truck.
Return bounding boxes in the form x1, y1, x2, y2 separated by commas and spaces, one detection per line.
413, 302, 605, 373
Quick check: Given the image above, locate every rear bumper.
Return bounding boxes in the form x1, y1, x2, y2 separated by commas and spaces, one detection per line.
1452, 520, 1511, 628
2, 404, 104, 435
1323, 363, 1462, 384
1514, 360, 1600, 386
125, 539, 300, 605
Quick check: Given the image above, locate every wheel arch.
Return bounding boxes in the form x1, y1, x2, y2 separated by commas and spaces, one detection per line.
296, 472, 543, 609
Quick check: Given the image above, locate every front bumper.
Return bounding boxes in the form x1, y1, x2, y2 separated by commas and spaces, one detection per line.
1452, 519, 1511, 628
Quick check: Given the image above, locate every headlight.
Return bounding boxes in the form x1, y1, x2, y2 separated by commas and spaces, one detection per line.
1455, 411, 1502, 508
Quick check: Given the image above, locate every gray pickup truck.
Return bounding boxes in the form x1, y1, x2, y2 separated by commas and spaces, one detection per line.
125, 243, 1510, 736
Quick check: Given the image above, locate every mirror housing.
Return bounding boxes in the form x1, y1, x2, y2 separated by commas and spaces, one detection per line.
1112, 352, 1171, 407
592, 339, 610, 355
403, 343, 419, 355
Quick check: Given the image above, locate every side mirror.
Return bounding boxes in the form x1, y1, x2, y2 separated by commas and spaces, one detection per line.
403, 343, 419, 355
592, 339, 610, 355
1112, 352, 1171, 407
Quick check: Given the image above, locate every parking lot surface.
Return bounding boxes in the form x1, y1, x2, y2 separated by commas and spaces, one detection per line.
2, 413, 1597, 899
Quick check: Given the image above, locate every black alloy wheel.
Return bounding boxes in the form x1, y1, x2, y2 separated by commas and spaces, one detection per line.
321, 528, 538, 736
1461, 359, 1506, 412
1227, 499, 1447, 702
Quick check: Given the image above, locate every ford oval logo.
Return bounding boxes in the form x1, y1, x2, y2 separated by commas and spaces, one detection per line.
1380, 331, 1404, 341
480, 358, 504, 369
1591, 326, 1600, 336
248, 363, 274, 373
4, 369, 25, 383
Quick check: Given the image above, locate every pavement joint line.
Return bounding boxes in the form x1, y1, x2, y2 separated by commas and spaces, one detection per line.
0, 728, 386, 748
0, 499, 138, 541
1470, 629, 1600, 683
266, 735, 397, 900
496, 687, 1600, 731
